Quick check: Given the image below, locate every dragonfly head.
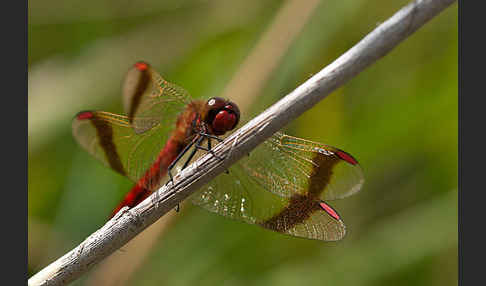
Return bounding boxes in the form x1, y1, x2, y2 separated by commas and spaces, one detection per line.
204, 97, 240, 136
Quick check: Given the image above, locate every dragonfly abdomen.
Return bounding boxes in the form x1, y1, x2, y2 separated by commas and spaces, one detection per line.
110, 133, 187, 218
109, 104, 201, 218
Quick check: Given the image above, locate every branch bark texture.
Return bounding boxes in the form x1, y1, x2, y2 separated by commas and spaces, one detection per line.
28, 0, 456, 285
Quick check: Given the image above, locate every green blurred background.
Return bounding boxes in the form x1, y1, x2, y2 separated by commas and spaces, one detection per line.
28, 0, 458, 285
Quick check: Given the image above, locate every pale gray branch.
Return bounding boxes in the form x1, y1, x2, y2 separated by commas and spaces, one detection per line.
28, 0, 456, 285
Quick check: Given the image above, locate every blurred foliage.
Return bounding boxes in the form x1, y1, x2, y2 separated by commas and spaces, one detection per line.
28, 0, 457, 285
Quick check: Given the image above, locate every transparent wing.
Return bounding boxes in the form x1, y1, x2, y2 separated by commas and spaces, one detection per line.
72, 62, 194, 190
241, 132, 364, 201
122, 61, 192, 134
190, 132, 363, 241
191, 161, 346, 241
72, 111, 173, 191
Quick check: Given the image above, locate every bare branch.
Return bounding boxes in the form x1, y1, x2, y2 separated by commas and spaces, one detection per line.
28, 0, 456, 285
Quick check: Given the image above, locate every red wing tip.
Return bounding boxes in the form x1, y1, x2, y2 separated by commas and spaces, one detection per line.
336, 150, 359, 165
319, 201, 341, 221
76, 111, 94, 120
134, 61, 149, 71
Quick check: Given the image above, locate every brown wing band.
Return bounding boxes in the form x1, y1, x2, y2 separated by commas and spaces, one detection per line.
307, 152, 340, 198
259, 153, 340, 231
90, 115, 127, 176
128, 67, 151, 121
260, 194, 322, 232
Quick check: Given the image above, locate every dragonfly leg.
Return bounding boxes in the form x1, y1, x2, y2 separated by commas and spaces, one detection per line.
181, 136, 205, 170
207, 138, 229, 174
167, 136, 200, 186
195, 144, 224, 160
199, 132, 224, 142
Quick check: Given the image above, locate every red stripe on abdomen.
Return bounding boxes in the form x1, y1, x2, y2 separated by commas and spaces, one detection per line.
110, 184, 152, 217
110, 135, 186, 218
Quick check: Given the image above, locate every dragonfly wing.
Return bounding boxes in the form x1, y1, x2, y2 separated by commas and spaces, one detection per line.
190, 132, 363, 240
240, 132, 364, 201
72, 111, 173, 191
72, 62, 193, 190
190, 160, 346, 241
122, 61, 192, 134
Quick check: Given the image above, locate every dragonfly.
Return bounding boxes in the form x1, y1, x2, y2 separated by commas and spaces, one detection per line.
72, 61, 364, 241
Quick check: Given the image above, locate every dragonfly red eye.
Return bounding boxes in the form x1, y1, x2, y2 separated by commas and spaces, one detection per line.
205, 98, 240, 135
212, 110, 237, 134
